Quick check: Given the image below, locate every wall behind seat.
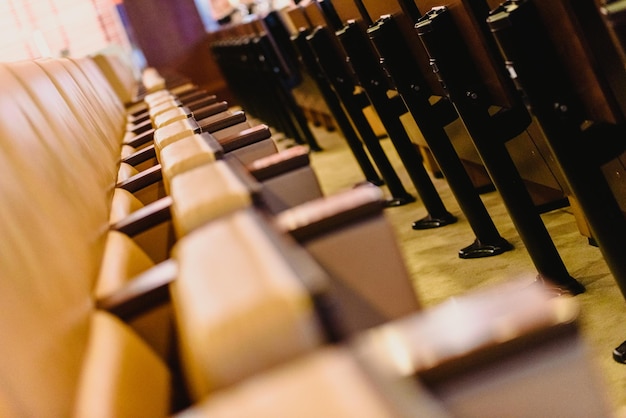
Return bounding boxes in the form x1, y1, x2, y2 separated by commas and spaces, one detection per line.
123, 0, 236, 103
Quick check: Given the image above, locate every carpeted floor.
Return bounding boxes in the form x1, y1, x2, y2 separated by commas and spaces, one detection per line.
300, 123, 626, 415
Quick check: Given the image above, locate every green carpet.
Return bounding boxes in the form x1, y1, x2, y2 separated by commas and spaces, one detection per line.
305, 124, 626, 415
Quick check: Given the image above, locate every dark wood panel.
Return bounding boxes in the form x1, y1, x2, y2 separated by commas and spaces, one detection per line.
331, 0, 368, 24
123, 0, 205, 68
123, 0, 233, 103
360, 0, 444, 96
412, 0, 516, 107
529, 0, 626, 124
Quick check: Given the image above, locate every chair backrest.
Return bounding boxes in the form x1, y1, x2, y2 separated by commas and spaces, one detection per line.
71, 56, 128, 130
0, 62, 109, 416
92, 53, 140, 105
2, 61, 116, 221
0, 54, 152, 416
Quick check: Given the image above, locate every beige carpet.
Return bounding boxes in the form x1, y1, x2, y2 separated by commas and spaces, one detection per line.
303, 124, 626, 415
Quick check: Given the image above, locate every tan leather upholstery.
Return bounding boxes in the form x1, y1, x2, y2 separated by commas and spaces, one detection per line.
141, 67, 167, 93
0, 55, 175, 416
109, 188, 146, 224
96, 231, 156, 300
150, 99, 183, 120
160, 134, 222, 191
171, 208, 324, 400
74, 311, 170, 418
92, 53, 140, 105
153, 118, 201, 151
154, 106, 193, 128
170, 160, 253, 237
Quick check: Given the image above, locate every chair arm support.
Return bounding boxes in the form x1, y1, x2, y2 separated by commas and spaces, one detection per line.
125, 129, 155, 148
112, 196, 172, 237
274, 185, 385, 241
97, 259, 178, 321
191, 101, 229, 120
122, 144, 156, 167
199, 110, 247, 133
247, 145, 310, 181
117, 164, 162, 193
219, 124, 272, 153
131, 118, 154, 135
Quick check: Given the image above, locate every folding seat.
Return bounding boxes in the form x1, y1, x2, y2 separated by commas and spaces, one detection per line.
274, 183, 420, 333
170, 206, 329, 400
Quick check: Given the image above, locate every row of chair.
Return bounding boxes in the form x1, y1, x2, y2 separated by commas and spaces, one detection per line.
0, 49, 614, 418
216, 0, 626, 295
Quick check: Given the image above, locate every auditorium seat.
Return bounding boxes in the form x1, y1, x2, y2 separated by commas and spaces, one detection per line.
0, 58, 173, 417
171, 207, 327, 400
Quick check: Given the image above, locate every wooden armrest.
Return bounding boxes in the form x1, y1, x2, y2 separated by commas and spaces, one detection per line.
177, 89, 211, 103
199, 110, 247, 133
129, 105, 149, 118
247, 145, 310, 181
131, 118, 154, 135
128, 112, 150, 125
191, 101, 229, 120
112, 196, 172, 237
185, 95, 219, 110
219, 124, 272, 153
122, 144, 156, 166
274, 184, 385, 241
97, 259, 177, 321
125, 128, 155, 148
117, 164, 163, 193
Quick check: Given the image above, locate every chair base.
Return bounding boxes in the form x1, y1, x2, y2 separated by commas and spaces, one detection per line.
411, 213, 457, 230
458, 237, 514, 259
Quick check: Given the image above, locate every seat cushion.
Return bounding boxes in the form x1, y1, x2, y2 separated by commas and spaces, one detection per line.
95, 230, 155, 300
109, 188, 145, 224
117, 162, 139, 183
154, 107, 192, 128
74, 311, 170, 418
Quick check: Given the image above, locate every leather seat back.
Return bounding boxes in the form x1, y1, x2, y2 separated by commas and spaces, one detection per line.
92, 53, 139, 105
0, 59, 169, 416
0, 64, 106, 416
